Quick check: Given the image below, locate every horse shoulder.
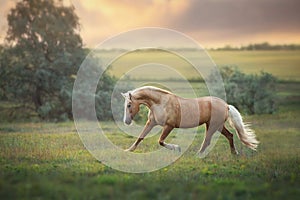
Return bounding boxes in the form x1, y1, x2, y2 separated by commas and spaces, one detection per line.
150, 103, 167, 126
157, 94, 180, 127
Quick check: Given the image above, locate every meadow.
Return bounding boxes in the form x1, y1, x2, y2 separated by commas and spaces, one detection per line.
105, 50, 300, 81
0, 50, 300, 199
210, 50, 300, 81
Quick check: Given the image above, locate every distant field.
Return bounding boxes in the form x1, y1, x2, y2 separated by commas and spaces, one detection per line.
210, 50, 300, 81
102, 50, 300, 81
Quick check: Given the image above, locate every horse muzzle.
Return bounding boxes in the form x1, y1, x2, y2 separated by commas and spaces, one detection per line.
124, 117, 132, 125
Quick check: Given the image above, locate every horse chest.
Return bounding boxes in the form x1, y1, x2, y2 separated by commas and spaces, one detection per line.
151, 106, 167, 125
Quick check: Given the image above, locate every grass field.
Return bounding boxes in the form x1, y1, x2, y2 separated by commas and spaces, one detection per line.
210, 50, 300, 81
1, 50, 299, 199
104, 50, 300, 81
1, 79, 299, 199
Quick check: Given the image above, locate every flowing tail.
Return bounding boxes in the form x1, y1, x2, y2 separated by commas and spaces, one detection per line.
228, 105, 259, 150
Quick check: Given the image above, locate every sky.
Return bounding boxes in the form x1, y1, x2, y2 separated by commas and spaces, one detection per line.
1, 0, 300, 48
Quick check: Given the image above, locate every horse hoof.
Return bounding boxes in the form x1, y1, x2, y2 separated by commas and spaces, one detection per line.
125, 148, 133, 152
173, 145, 181, 152
231, 150, 239, 155
197, 152, 206, 159
197, 149, 210, 158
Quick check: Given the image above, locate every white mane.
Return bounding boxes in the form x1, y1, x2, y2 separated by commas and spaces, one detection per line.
131, 86, 171, 95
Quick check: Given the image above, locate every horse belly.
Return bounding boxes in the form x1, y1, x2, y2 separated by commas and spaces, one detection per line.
177, 100, 201, 128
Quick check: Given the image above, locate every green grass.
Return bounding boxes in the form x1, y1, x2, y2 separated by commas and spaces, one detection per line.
0, 81, 299, 199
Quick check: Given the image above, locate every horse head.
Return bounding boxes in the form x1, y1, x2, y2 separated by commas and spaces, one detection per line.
121, 92, 140, 125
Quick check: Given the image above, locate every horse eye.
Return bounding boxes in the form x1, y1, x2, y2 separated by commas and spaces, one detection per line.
127, 104, 131, 108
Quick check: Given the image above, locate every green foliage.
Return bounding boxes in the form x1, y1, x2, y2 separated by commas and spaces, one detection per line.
132, 104, 149, 124
0, 0, 120, 121
209, 67, 277, 114
0, 0, 83, 121
95, 75, 116, 121
71, 54, 131, 121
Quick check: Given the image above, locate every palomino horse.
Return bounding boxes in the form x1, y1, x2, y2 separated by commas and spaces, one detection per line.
121, 86, 258, 156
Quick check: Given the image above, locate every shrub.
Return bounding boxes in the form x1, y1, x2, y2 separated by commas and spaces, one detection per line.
208, 66, 277, 115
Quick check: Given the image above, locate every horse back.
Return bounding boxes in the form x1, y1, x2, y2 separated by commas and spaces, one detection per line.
173, 96, 228, 128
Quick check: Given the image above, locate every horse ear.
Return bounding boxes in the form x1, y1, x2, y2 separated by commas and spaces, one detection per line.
129, 93, 132, 100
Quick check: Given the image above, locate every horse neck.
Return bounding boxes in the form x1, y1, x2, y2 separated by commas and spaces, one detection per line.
134, 89, 161, 108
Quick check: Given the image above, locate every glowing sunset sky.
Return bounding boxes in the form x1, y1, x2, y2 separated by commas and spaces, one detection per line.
1, 0, 300, 48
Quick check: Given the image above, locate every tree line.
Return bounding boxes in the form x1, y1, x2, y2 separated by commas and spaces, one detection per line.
213, 42, 300, 51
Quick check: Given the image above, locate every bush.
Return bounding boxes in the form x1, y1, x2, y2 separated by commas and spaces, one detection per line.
72, 55, 131, 122
208, 67, 277, 114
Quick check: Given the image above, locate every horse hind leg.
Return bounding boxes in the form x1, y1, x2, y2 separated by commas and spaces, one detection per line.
198, 123, 219, 158
220, 126, 238, 155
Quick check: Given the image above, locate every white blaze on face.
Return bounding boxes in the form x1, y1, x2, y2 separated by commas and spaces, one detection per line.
121, 92, 132, 125
123, 97, 129, 124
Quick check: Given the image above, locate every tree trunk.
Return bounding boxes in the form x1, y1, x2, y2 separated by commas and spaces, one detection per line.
32, 86, 42, 111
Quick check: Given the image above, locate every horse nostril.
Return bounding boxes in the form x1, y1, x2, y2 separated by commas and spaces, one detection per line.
125, 118, 132, 125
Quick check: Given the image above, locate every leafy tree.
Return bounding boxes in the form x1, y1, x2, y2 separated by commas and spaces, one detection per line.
1, 0, 119, 121
2, 0, 83, 120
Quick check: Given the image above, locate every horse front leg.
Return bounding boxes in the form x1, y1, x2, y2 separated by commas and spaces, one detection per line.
158, 125, 181, 152
125, 119, 156, 152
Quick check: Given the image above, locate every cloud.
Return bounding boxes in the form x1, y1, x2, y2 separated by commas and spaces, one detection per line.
1, 0, 300, 47
166, 0, 300, 46
71, 0, 190, 46
72, 0, 300, 47
0, 1, 18, 41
